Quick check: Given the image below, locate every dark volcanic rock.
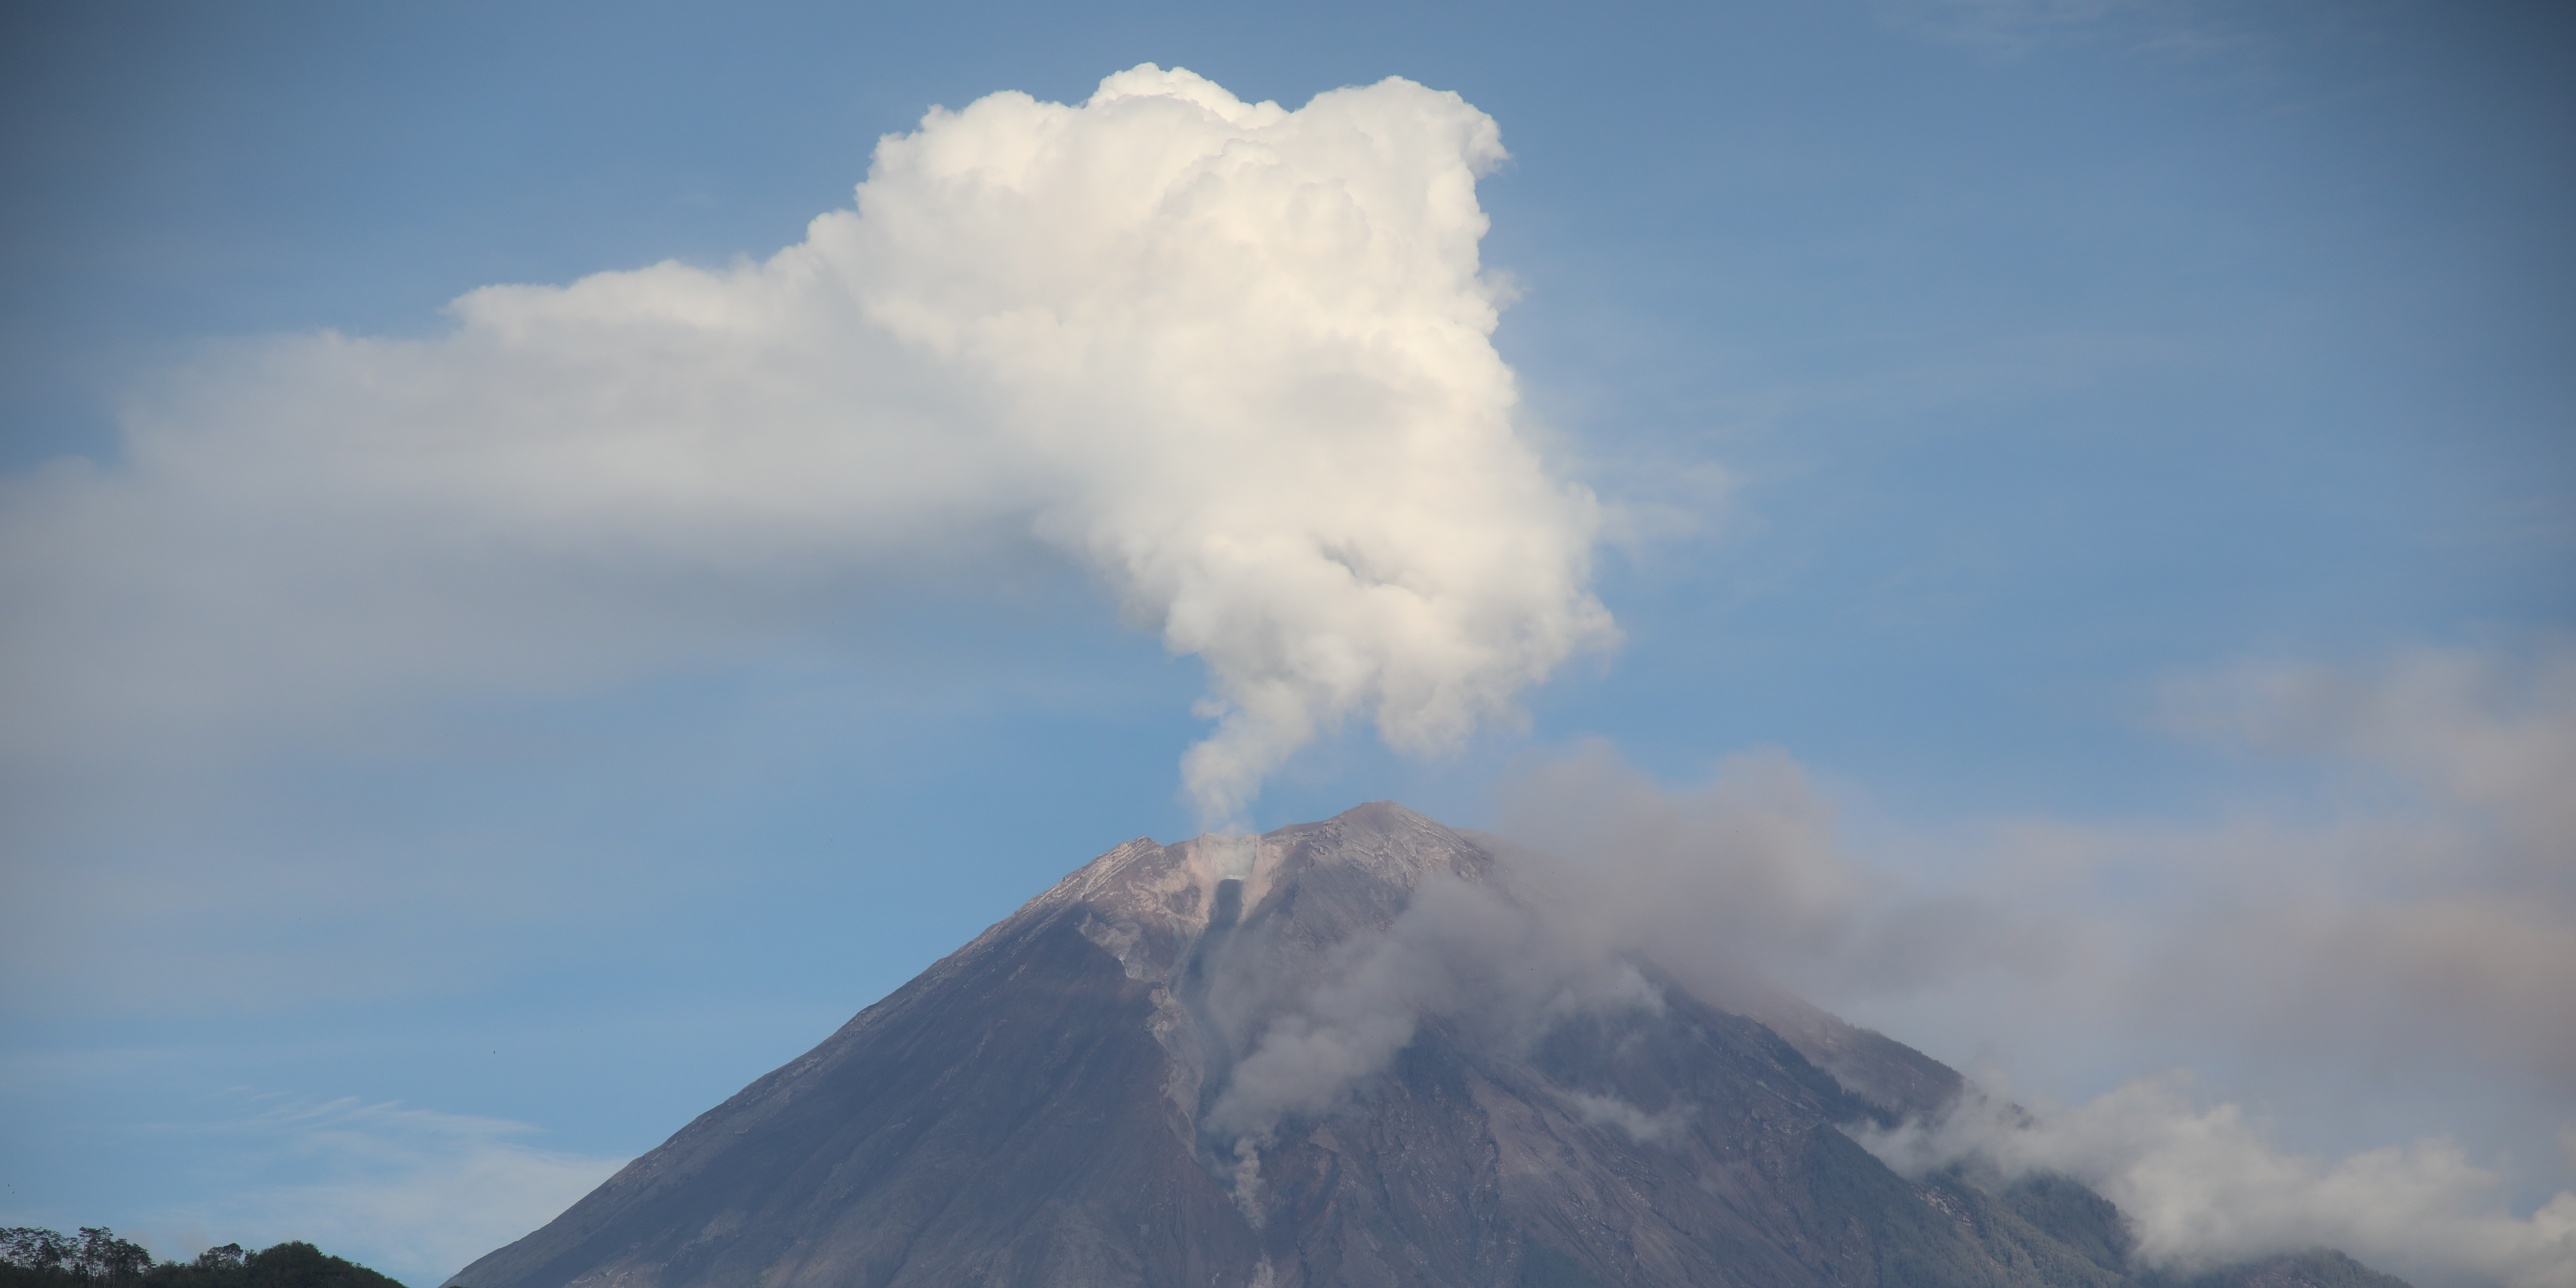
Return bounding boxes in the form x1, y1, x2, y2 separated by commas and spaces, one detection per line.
448, 803, 2410, 1288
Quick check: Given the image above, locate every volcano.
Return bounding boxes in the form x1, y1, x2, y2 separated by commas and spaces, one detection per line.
447, 803, 2408, 1288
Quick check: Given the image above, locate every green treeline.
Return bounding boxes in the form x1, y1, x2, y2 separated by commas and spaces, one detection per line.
0, 1229, 409, 1288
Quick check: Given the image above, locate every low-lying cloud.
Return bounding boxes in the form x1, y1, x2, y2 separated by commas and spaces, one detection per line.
1477, 641, 2576, 1288
1856, 1074, 2576, 1288
0, 64, 1612, 826
2114, 645, 2576, 1103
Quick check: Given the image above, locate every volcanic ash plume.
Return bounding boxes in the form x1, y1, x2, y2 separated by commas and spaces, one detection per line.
0, 65, 1615, 825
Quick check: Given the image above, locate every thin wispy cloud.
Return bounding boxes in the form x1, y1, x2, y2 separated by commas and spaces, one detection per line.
133, 1094, 625, 1287
1878, 0, 2257, 58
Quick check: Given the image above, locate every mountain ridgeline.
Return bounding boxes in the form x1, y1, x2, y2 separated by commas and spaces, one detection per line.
447, 803, 2411, 1288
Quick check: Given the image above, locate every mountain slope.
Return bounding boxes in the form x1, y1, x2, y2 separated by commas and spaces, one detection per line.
448, 802, 2407, 1288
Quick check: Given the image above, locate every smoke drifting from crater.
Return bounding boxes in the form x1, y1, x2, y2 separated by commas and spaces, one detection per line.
1199, 874, 1654, 1147
1481, 645, 2576, 1288
0, 65, 1612, 826
1493, 740, 2062, 1008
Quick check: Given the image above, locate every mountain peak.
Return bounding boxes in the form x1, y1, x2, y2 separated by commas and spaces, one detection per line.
447, 803, 2411, 1288
1004, 802, 1493, 989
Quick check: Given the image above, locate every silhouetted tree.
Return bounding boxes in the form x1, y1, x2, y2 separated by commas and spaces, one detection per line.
0, 1231, 403, 1288
1, 1228, 150, 1284
0, 1230, 73, 1273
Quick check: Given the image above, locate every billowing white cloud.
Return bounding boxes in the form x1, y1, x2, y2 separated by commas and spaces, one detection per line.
0, 64, 1612, 825
1856, 1074, 2576, 1288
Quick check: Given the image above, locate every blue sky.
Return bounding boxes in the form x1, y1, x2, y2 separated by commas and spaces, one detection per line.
2, 2, 2570, 1285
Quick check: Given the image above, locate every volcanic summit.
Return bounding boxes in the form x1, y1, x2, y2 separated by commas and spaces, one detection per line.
447, 802, 2408, 1288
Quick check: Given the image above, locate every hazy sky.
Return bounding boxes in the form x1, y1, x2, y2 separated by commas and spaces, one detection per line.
2, 2, 2569, 1286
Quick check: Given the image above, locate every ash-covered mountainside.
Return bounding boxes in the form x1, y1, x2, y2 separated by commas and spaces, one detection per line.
448, 803, 2410, 1288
